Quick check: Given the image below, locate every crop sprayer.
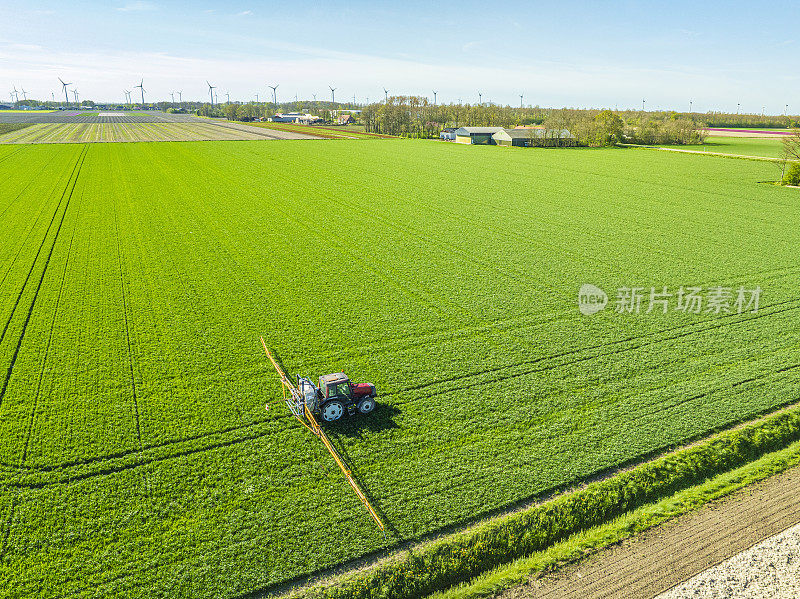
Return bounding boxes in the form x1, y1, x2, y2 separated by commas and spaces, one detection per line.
260, 337, 385, 533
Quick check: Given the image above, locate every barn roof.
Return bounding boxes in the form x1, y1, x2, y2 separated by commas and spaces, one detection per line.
455, 126, 505, 135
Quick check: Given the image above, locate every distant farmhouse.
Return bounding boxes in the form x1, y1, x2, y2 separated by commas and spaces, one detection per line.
453, 126, 575, 147
269, 112, 320, 124
337, 113, 355, 125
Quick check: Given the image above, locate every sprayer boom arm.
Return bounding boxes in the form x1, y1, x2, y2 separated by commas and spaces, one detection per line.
259, 337, 385, 533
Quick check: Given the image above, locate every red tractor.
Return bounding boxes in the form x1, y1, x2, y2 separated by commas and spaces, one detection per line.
296, 372, 377, 422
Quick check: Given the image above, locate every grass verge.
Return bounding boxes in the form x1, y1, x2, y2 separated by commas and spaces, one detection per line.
298, 403, 800, 599
429, 438, 800, 599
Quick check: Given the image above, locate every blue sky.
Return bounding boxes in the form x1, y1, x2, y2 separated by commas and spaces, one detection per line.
1, 0, 797, 113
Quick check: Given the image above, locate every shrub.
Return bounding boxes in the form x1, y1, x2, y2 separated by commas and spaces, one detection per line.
783, 162, 800, 186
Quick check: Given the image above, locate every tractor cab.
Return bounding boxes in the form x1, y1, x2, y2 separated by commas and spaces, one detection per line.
317, 372, 377, 422
319, 372, 353, 401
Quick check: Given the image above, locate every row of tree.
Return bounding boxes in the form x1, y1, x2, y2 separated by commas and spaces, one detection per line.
357, 99, 711, 146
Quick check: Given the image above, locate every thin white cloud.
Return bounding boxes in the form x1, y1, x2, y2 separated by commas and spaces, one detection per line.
0, 39, 793, 113
116, 1, 157, 12
236, 10, 253, 16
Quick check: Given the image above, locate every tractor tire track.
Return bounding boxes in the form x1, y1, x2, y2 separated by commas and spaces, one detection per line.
112, 200, 143, 452
18, 166, 82, 468
3, 301, 796, 482
0, 415, 281, 472
0, 149, 74, 325
386, 299, 800, 401
208, 143, 800, 371
6, 416, 294, 489
0, 145, 88, 409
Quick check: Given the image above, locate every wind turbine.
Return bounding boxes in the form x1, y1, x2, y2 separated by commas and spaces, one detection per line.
312, 93, 316, 102
58, 77, 71, 103
255, 93, 259, 103
329, 85, 336, 104
225, 91, 230, 103
20, 89, 28, 101
170, 92, 175, 103
11, 86, 18, 103
642, 98, 646, 111
135, 79, 145, 106
124, 90, 130, 104
520, 93, 523, 108
268, 84, 278, 104
177, 91, 182, 102
689, 100, 693, 113
383, 88, 388, 102
51, 92, 55, 102
72, 89, 79, 103
478, 91, 482, 104
432, 90, 437, 105
206, 81, 215, 105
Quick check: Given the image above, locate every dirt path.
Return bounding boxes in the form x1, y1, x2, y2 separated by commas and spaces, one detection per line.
500, 466, 800, 599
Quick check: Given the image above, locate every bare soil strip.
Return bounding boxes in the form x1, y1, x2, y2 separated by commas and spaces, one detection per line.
501, 466, 800, 599
655, 521, 800, 598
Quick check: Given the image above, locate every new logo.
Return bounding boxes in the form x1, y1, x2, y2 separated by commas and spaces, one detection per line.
578, 284, 608, 315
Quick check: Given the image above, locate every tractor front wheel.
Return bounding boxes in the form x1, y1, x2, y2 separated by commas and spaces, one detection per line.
321, 400, 345, 422
357, 397, 376, 415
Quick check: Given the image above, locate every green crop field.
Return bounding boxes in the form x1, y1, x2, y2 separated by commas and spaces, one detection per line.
1, 140, 799, 598
686, 135, 788, 158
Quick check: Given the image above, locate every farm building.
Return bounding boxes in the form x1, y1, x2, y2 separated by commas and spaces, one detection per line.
337, 114, 355, 125
492, 128, 576, 147
454, 126, 505, 144
269, 112, 320, 124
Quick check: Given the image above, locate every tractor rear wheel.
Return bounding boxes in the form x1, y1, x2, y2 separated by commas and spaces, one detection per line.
321, 400, 345, 422
357, 397, 376, 415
